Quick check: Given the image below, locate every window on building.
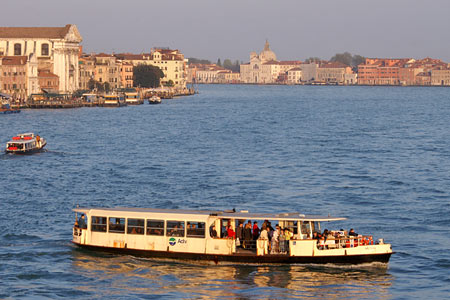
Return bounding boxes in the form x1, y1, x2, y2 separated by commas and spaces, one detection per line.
186, 221, 205, 238
91, 216, 107, 232
41, 43, 49, 56
146, 220, 164, 236
14, 43, 21, 55
166, 221, 185, 237
109, 217, 125, 233
127, 218, 145, 235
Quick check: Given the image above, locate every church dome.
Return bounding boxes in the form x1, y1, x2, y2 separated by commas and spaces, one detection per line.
259, 40, 277, 63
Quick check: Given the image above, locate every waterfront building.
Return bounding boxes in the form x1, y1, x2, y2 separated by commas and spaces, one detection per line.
431, 67, 450, 86
287, 68, 302, 84
78, 55, 96, 90
357, 58, 412, 85
93, 53, 121, 89
0, 24, 82, 93
299, 62, 319, 82
187, 63, 235, 84
317, 62, 353, 84
0, 55, 39, 99
38, 70, 59, 92
119, 61, 133, 88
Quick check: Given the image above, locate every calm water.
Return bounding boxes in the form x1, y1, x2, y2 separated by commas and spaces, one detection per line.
1, 85, 449, 299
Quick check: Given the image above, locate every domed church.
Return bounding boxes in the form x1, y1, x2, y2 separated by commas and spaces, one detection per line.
240, 40, 301, 84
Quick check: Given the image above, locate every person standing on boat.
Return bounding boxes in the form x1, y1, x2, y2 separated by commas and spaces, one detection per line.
258, 225, 269, 255
252, 221, 260, 241
226, 225, 235, 239
271, 225, 280, 254
236, 223, 244, 248
210, 225, 218, 238
78, 214, 87, 229
243, 222, 252, 249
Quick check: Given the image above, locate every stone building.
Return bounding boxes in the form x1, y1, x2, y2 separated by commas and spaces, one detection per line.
431, 68, 450, 86
0, 54, 39, 99
38, 70, 59, 92
0, 24, 82, 93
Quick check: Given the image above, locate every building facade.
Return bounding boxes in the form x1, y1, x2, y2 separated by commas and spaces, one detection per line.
0, 24, 82, 93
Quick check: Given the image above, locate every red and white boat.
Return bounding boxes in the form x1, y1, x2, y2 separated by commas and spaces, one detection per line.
5, 133, 46, 154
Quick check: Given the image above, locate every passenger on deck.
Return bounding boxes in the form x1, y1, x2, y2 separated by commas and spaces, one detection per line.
349, 228, 358, 237
259, 225, 268, 240
210, 225, 218, 238
78, 214, 87, 229
243, 222, 252, 249
252, 221, 260, 241
271, 225, 280, 254
285, 228, 293, 252
227, 225, 235, 239
279, 228, 286, 253
236, 223, 244, 247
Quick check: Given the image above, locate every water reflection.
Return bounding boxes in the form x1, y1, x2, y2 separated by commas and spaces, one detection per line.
71, 248, 393, 299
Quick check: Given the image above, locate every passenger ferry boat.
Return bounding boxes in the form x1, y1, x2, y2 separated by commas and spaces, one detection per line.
5, 133, 46, 154
72, 207, 393, 265
124, 91, 143, 105
102, 95, 127, 107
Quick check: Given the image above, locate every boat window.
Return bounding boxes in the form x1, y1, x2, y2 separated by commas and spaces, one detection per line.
186, 221, 205, 238
166, 221, 185, 237
285, 221, 298, 235
91, 216, 107, 232
109, 217, 125, 233
127, 218, 144, 235
147, 220, 164, 236
301, 221, 311, 237
311, 221, 321, 233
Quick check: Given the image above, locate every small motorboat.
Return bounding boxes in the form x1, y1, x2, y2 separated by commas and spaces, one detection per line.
5, 133, 46, 154
148, 95, 161, 105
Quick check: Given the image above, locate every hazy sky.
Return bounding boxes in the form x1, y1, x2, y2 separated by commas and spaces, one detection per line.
2, 0, 450, 62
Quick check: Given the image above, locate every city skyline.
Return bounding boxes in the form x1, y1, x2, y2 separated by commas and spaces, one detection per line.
1, 0, 450, 62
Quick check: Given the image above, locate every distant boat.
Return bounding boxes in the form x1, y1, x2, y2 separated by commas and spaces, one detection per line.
5, 133, 46, 154
102, 95, 127, 107
1, 96, 20, 114
125, 91, 143, 105
148, 95, 161, 104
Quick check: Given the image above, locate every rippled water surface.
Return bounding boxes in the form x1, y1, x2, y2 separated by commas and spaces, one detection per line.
1, 85, 449, 299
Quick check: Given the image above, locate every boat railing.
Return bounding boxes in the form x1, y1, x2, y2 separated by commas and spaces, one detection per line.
315, 236, 375, 250
73, 226, 84, 237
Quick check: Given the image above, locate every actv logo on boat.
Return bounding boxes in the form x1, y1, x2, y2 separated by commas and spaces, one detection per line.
169, 238, 188, 246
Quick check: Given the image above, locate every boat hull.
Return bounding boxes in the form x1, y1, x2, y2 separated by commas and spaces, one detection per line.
73, 242, 392, 265
1, 109, 20, 114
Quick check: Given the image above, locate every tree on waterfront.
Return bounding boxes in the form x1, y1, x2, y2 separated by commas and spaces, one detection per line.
223, 59, 233, 70
187, 57, 212, 65
304, 57, 322, 63
217, 58, 222, 67
133, 64, 164, 88
330, 52, 366, 68
87, 79, 111, 92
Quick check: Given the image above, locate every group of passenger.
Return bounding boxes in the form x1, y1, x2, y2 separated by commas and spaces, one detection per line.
313, 228, 372, 250
218, 220, 294, 254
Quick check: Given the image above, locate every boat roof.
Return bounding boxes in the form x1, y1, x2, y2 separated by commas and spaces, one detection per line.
73, 207, 346, 222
